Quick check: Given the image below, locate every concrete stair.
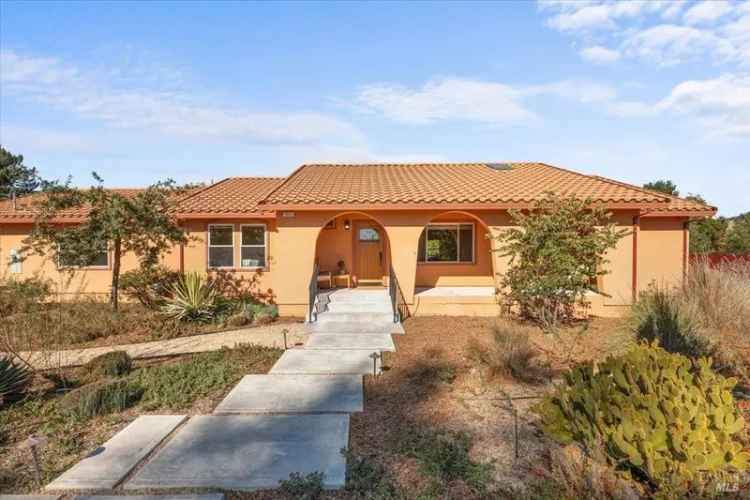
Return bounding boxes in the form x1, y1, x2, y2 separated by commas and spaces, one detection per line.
304, 333, 395, 351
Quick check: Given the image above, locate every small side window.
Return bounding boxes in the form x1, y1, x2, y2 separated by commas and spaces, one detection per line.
9, 248, 22, 274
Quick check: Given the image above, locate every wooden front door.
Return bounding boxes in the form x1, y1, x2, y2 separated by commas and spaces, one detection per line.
355, 222, 384, 282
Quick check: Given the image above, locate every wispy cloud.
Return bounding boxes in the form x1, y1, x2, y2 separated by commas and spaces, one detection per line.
353, 78, 537, 126
353, 73, 750, 138
656, 73, 750, 137
579, 45, 621, 64
353, 77, 619, 126
538, 0, 750, 67
0, 49, 365, 146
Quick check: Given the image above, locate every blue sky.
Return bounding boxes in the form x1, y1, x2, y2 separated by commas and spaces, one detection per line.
1, 0, 748, 215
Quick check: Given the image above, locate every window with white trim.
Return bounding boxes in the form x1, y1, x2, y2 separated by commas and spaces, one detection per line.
240, 224, 266, 268
417, 223, 474, 263
208, 224, 234, 268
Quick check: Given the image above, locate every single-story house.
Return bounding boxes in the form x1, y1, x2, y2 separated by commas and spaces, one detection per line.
0, 162, 716, 318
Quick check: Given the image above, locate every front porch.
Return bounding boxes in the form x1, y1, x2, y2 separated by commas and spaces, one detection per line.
412, 286, 500, 316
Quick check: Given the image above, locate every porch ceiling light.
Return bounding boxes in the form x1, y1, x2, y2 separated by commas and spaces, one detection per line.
344, 219, 351, 230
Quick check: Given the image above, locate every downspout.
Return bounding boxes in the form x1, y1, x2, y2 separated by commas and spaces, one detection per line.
682, 220, 689, 280
632, 215, 639, 303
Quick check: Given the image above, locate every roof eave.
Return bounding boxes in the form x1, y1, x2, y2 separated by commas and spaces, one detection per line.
175, 212, 276, 220
260, 201, 665, 211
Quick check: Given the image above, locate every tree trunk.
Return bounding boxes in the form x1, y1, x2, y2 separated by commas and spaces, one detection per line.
111, 238, 121, 311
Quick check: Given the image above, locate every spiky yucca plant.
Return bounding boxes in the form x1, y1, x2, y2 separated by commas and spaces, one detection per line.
161, 272, 217, 322
0, 358, 32, 405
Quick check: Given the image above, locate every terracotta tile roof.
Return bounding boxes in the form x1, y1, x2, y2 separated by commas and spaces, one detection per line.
260, 162, 677, 210
588, 176, 717, 216
0, 188, 146, 223
174, 177, 285, 218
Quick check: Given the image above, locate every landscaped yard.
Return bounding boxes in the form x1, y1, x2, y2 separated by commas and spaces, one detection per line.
0, 344, 282, 492
2, 260, 749, 499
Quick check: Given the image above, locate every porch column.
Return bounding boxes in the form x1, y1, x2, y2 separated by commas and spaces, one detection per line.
380, 212, 433, 306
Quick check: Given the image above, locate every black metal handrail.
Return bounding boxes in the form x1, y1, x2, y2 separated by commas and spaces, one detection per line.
308, 262, 319, 323
388, 264, 407, 323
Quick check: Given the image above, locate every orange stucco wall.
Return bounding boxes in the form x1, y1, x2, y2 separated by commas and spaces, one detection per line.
0, 223, 175, 297
1, 210, 690, 317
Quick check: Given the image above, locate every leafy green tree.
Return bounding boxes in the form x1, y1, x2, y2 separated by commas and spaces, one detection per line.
725, 213, 750, 254
0, 146, 41, 199
689, 217, 729, 254
23, 174, 188, 310
643, 179, 679, 196
495, 193, 628, 330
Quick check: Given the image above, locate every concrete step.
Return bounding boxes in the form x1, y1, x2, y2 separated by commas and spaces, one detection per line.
317, 311, 394, 324
125, 415, 348, 491
308, 321, 403, 335
214, 374, 363, 414
327, 290, 389, 303
325, 301, 393, 313
46, 415, 186, 491
305, 333, 395, 351
270, 349, 382, 375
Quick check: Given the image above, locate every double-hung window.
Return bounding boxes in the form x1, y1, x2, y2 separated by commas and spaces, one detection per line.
418, 223, 474, 263
240, 224, 267, 268
208, 224, 234, 268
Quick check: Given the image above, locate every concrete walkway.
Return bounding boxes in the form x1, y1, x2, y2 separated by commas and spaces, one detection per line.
21, 322, 308, 370
44, 288, 400, 494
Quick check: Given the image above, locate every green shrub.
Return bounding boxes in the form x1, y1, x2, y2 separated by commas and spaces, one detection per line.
0, 276, 51, 315
85, 351, 132, 378
130, 351, 237, 409
279, 471, 325, 500
62, 379, 143, 420
250, 303, 279, 324
466, 321, 550, 384
344, 449, 400, 499
161, 272, 217, 322
0, 358, 32, 405
398, 429, 493, 494
534, 342, 749, 491
630, 287, 714, 360
120, 265, 181, 309
226, 312, 250, 327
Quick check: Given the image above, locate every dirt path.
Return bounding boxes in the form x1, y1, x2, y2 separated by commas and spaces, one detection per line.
19, 322, 308, 370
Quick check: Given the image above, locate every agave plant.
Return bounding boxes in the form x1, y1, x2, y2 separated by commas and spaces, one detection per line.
0, 358, 32, 405
161, 272, 217, 322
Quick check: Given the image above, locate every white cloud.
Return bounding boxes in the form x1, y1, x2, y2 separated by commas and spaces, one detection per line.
538, 0, 750, 67
354, 77, 626, 126
523, 80, 617, 103
623, 24, 738, 65
354, 78, 537, 125
579, 45, 622, 64
656, 73, 750, 137
0, 49, 365, 146
683, 0, 733, 25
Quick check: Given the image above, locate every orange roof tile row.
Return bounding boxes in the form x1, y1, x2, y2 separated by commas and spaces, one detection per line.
174, 177, 284, 216
261, 162, 703, 210
0, 188, 147, 222
0, 163, 716, 222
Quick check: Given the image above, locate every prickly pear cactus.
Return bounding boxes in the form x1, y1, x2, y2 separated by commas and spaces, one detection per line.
534, 342, 750, 489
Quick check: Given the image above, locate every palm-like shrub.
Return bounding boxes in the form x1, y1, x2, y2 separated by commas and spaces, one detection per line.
161, 272, 217, 322
0, 358, 32, 405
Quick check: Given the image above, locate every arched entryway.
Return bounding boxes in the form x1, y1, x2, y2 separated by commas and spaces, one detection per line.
314, 212, 392, 288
